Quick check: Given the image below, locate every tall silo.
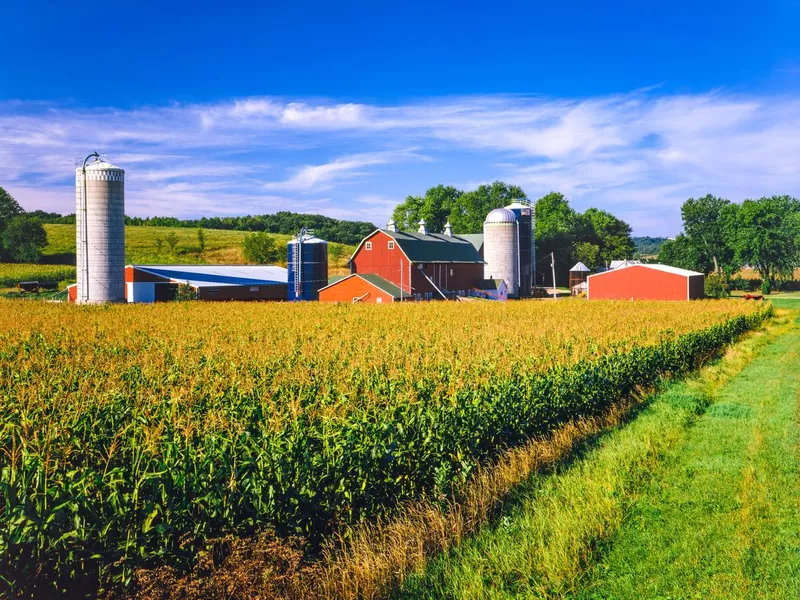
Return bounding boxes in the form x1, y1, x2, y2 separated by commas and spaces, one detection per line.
75, 156, 125, 304
287, 228, 328, 301
506, 201, 533, 298
483, 207, 519, 297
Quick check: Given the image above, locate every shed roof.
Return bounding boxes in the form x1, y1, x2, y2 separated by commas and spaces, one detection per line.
589, 263, 704, 278
129, 264, 288, 287
479, 278, 507, 290
319, 273, 404, 298
379, 230, 484, 263
358, 274, 404, 297
570, 262, 590, 272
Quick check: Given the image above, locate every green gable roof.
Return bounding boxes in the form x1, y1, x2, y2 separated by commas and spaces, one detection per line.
359, 273, 404, 297
382, 230, 484, 264
457, 233, 484, 253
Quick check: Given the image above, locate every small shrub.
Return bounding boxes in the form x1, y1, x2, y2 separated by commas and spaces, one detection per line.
704, 274, 729, 298
761, 279, 772, 295
174, 283, 198, 301
164, 232, 180, 254
242, 232, 280, 264
197, 228, 206, 252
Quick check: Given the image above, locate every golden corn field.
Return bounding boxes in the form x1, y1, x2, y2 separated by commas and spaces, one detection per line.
0, 298, 771, 596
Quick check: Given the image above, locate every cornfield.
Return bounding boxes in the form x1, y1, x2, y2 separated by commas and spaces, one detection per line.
0, 298, 770, 594
0, 263, 76, 288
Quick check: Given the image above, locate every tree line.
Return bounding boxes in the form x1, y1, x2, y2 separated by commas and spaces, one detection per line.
31, 210, 376, 247
392, 182, 635, 286
658, 194, 800, 293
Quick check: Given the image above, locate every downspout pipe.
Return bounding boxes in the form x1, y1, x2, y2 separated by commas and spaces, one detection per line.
81, 152, 100, 302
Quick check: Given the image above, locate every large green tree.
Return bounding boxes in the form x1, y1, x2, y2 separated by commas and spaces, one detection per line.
681, 194, 737, 275
582, 207, 635, 268
450, 181, 525, 233
0, 187, 24, 260
391, 182, 524, 234
658, 233, 714, 273
392, 185, 463, 233
534, 192, 581, 286
2, 216, 47, 263
727, 196, 800, 285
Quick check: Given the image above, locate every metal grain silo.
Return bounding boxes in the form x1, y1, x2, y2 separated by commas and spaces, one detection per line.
75, 156, 125, 304
483, 207, 519, 297
506, 201, 533, 298
287, 228, 328, 301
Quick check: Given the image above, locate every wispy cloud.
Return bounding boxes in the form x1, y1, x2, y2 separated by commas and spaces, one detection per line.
0, 91, 797, 234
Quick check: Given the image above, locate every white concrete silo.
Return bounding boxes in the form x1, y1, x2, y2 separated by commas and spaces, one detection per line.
483, 207, 519, 297
75, 157, 126, 304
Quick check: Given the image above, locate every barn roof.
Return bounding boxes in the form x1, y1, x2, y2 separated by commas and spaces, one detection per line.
458, 234, 484, 253
380, 230, 484, 263
129, 265, 288, 287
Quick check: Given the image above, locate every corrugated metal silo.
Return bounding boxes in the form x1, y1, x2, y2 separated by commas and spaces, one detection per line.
75, 158, 125, 304
287, 228, 328, 301
506, 201, 533, 297
483, 207, 519, 297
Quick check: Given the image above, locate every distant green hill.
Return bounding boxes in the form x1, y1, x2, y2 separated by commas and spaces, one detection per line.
633, 236, 669, 257
42, 224, 354, 268
34, 211, 376, 247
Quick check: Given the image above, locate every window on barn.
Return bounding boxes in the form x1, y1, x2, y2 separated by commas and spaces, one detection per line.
388, 241, 395, 250
365, 242, 372, 250
376, 297, 383, 303
450, 268, 454, 276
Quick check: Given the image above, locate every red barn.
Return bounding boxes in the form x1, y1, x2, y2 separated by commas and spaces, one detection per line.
321, 224, 485, 301
587, 264, 705, 301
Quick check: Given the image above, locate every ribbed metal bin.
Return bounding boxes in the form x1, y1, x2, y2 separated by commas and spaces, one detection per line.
287, 234, 328, 301
507, 202, 533, 298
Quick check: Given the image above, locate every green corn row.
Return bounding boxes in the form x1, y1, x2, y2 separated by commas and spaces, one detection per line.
0, 305, 772, 594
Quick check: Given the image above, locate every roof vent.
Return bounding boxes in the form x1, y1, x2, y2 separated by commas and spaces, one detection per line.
418, 218, 427, 234
443, 220, 453, 236
387, 218, 398, 232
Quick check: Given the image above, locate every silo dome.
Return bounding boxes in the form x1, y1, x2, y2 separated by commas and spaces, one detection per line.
483, 207, 519, 297
484, 207, 517, 224
75, 159, 125, 304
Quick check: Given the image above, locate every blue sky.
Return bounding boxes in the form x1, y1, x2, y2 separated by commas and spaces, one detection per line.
1, 1, 798, 235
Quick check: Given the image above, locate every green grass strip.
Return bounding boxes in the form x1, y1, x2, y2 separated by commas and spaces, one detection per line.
396, 312, 798, 600
575, 313, 800, 600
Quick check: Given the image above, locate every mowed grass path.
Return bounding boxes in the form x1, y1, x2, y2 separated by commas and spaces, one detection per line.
576, 312, 800, 600
397, 312, 799, 600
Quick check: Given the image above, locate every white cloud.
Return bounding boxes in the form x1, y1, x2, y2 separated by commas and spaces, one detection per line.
263, 150, 427, 192
0, 91, 798, 234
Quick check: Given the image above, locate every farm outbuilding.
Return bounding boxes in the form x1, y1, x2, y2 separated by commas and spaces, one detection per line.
318, 273, 403, 303
348, 222, 485, 299
587, 264, 705, 301
124, 265, 288, 302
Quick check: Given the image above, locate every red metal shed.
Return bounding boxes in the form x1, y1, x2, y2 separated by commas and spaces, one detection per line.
318, 273, 403, 303
587, 264, 705, 301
